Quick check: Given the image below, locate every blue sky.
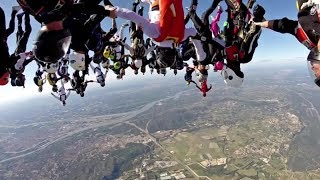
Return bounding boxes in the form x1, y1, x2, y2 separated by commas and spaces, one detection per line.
0, 0, 309, 104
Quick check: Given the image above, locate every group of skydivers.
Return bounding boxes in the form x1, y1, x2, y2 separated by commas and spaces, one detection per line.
0, 0, 320, 106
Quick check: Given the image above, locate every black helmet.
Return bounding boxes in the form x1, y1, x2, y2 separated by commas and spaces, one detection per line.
156, 47, 176, 68
33, 29, 71, 63
253, 4, 265, 20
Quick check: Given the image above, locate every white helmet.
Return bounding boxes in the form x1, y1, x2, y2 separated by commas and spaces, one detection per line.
221, 65, 244, 88
134, 59, 143, 68
307, 50, 320, 87
69, 52, 86, 71
45, 62, 59, 74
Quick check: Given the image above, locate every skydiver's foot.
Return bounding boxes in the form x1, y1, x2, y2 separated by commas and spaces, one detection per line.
12, 6, 22, 12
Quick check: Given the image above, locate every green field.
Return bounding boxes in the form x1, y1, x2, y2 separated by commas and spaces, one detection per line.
158, 116, 320, 179
162, 130, 226, 163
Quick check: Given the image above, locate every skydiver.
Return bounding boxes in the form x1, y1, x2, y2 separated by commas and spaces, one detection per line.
217, 1, 265, 88
0, 6, 21, 85
210, 4, 223, 39
121, 2, 155, 70
185, 0, 225, 66
195, 79, 212, 97
8, 52, 34, 88
17, 0, 114, 64
194, 65, 212, 97
253, 0, 320, 87
184, 65, 195, 85
33, 63, 46, 92
51, 80, 71, 106
8, 51, 34, 75
14, 11, 32, 55
108, 0, 207, 69
57, 55, 70, 83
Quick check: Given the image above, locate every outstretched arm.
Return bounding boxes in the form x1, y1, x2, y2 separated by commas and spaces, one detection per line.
207, 84, 212, 92
254, 18, 298, 36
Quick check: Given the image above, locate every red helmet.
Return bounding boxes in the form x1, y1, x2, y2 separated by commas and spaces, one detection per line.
0, 72, 10, 86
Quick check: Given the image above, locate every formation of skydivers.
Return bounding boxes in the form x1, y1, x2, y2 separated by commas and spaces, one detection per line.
0, 0, 319, 106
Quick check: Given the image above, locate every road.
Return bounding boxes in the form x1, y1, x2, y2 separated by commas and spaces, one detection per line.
124, 121, 212, 180
0, 90, 191, 164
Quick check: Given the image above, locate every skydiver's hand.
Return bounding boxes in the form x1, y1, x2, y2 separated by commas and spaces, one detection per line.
253, 21, 263, 27
106, 6, 117, 19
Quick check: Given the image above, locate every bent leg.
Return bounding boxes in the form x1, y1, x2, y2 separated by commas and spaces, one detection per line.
6, 9, 18, 38
115, 7, 160, 39
201, 0, 221, 27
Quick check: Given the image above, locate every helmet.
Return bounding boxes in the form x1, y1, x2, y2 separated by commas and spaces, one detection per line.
253, 4, 265, 20
69, 52, 86, 71
114, 61, 121, 70
45, 62, 59, 73
160, 68, 167, 76
221, 65, 244, 87
156, 47, 176, 68
33, 29, 71, 63
99, 80, 106, 87
214, 61, 224, 71
307, 51, 320, 87
103, 46, 115, 60
103, 46, 111, 58
134, 59, 143, 68
0, 72, 10, 86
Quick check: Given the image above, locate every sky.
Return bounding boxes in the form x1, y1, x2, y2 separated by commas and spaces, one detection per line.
0, 0, 310, 104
